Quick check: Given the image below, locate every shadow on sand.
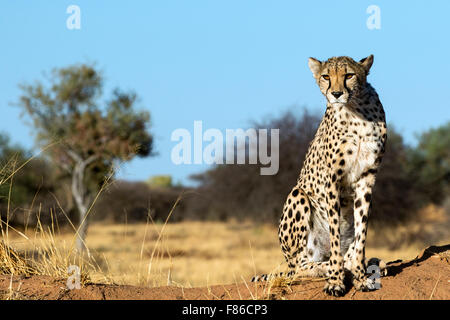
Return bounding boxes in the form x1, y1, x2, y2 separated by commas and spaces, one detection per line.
386, 244, 450, 277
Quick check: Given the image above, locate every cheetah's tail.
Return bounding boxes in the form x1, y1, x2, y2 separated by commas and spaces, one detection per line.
251, 271, 294, 282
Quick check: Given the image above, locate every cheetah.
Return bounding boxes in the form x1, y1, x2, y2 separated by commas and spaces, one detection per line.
252, 55, 387, 296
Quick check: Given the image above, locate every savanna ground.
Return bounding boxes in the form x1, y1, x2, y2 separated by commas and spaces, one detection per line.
1, 203, 449, 300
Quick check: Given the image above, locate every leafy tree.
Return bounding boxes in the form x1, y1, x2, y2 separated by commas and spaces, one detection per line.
0, 133, 55, 225
147, 175, 173, 188
0, 133, 30, 207
15, 64, 154, 250
408, 121, 450, 204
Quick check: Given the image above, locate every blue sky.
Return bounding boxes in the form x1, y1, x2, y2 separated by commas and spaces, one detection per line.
1, 1, 449, 185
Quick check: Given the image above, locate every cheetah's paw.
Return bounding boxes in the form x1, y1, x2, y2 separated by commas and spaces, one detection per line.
323, 281, 346, 297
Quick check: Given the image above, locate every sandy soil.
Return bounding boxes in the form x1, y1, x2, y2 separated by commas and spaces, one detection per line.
1, 245, 448, 300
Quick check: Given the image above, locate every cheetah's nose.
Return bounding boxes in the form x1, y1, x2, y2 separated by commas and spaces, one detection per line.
331, 91, 343, 98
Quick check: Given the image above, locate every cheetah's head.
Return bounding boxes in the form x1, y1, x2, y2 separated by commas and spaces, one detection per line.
308, 55, 374, 106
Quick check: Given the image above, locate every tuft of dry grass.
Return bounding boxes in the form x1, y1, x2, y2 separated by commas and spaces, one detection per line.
0, 220, 96, 286
0, 240, 36, 276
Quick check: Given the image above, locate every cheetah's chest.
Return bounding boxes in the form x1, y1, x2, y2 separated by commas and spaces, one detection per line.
349, 138, 378, 183
344, 122, 383, 185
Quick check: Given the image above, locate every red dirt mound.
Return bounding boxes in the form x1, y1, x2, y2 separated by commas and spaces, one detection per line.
0, 245, 449, 300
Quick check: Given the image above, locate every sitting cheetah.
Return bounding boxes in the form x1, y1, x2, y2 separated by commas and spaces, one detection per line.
252, 55, 387, 296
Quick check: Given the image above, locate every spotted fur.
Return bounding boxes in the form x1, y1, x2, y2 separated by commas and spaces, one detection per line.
252, 55, 387, 297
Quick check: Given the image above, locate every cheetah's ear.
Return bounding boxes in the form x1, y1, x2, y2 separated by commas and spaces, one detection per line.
359, 55, 374, 75
308, 57, 322, 78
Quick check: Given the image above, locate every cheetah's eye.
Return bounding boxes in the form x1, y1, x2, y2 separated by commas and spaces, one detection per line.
345, 74, 355, 79
322, 75, 330, 80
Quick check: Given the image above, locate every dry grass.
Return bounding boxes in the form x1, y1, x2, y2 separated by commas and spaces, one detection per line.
0, 206, 97, 299
0, 241, 36, 276
4, 220, 283, 287
0, 222, 96, 285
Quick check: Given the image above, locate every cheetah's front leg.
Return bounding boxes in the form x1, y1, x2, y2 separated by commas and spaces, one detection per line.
350, 170, 378, 291
323, 172, 346, 296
